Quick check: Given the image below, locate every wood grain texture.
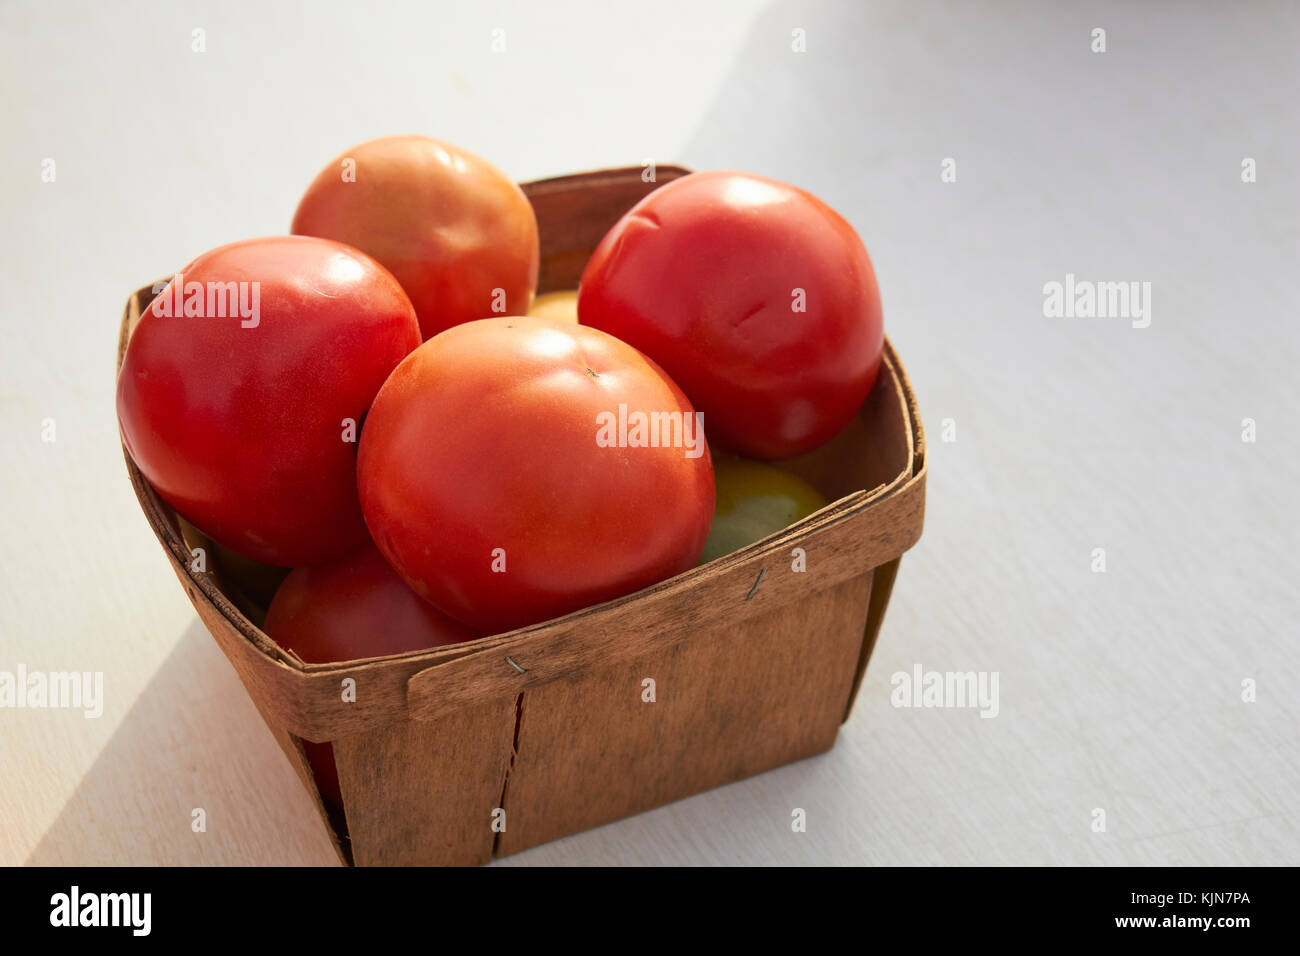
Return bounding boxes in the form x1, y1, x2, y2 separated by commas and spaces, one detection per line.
333, 700, 517, 866
846, 556, 902, 722
496, 573, 874, 856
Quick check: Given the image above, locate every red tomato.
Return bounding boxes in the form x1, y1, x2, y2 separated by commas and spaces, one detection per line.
291, 135, 540, 340
116, 236, 421, 567
264, 543, 481, 663
264, 543, 480, 807
578, 171, 884, 460
357, 316, 715, 633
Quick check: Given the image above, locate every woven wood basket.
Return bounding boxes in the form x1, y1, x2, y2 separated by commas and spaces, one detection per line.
116, 165, 927, 865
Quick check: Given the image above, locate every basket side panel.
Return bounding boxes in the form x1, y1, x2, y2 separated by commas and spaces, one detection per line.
494, 572, 873, 857
843, 556, 902, 722
333, 701, 517, 866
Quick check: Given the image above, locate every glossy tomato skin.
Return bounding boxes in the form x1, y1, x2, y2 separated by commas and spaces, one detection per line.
263, 543, 481, 664
116, 236, 421, 567
265, 543, 481, 806
291, 135, 540, 340
358, 316, 715, 633
578, 171, 884, 460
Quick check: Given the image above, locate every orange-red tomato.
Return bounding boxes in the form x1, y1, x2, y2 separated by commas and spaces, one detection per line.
579, 171, 884, 460
291, 135, 539, 339
116, 236, 421, 567
357, 316, 715, 633
264, 543, 480, 806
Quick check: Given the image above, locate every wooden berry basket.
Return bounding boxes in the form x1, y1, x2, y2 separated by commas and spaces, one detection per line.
116, 165, 927, 866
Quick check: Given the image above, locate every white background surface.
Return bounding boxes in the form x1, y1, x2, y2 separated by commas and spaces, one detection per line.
2, 0, 1297, 866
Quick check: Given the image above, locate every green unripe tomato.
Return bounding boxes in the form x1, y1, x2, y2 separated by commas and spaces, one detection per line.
699, 456, 828, 564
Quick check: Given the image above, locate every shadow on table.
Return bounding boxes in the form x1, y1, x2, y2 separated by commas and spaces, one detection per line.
26, 618, 339, 866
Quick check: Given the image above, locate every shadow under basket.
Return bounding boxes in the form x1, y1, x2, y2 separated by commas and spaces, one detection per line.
116, 165, 927, 865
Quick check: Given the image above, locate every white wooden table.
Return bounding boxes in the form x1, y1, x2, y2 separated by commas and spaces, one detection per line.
3, 0, 1296, 866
